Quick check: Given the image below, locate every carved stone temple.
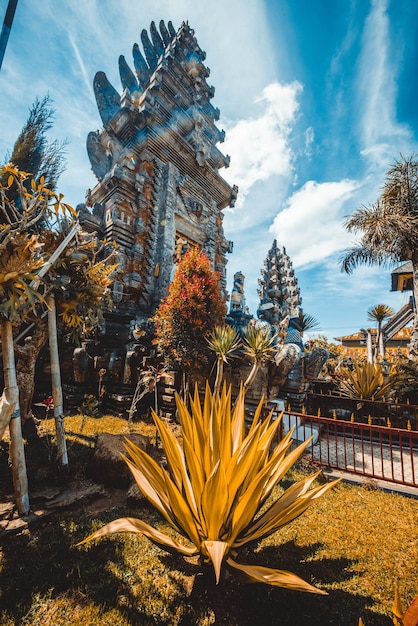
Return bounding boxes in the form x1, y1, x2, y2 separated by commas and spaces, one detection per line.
81, 19, 235, 319
35, 20, 328, 414
66, 20, 236, 403
254, 241, 327, 411
257, 239, 301, 326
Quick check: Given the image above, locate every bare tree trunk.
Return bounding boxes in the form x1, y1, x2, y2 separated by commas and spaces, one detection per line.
0, 383, 18, 440
408, 258, 418, 359
47, 294, 68, 467
213, 357, 224, 396
243, 361, 260, 393
0, 319, 19, 438
378, 322, 385, 360
15, 318, 48, 424
1, 319, 29, 515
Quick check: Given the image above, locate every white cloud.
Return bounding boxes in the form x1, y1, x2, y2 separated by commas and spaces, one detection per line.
221, 81, 302, 207
270, 179, 361, 267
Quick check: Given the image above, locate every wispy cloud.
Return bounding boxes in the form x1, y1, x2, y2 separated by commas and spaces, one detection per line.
67, 33, 93, 99
357, 0, 413, 166
222, 81, 302, 207
304, 126, 314, 158
270, 179, 361, 267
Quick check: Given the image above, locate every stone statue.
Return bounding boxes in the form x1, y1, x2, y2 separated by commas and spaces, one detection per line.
230, 271, 246, 313
93, 71, 121, 126
72, 340, 94, 383
87, 131, 110, 181
272, 316, 328, 410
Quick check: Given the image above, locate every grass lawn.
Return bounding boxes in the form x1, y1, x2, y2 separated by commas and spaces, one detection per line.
0, 413, 417, 625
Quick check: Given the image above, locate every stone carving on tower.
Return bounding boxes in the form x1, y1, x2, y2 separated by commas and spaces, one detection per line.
81, 20, 235, 318
257, 240, 301, 327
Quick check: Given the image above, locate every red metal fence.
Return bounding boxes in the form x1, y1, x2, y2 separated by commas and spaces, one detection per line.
308, 392, 418, 431
270, 409, 418, 489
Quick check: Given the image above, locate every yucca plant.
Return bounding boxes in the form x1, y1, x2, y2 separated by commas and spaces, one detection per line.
80, 383, 340, 592
337, 361, 395, 400
207, 325, 242, 395
242, 325, 278, 392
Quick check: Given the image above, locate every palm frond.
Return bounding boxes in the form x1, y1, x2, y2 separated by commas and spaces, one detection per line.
367, 304, 394, 324
339, 245, 390, 274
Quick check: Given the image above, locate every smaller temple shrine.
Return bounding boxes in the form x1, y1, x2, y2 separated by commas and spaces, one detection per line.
257, 240, 301, 328
255, 240, 327, 410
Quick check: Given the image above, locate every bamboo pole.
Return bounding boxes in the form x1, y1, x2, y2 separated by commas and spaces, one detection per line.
0, 0, 19, 71
1, 319, 29, 514
47, 294, 68, 467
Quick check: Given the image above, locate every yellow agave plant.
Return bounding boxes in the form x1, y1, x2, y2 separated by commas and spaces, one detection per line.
338, 361, 395, 400
80, 383, 340, 592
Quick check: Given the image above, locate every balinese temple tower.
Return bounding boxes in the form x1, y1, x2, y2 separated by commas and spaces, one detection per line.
257, 240, 301, 325
82, 20, 236, 319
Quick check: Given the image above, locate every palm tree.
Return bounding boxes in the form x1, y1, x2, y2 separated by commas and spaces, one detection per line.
207, 325, 242, 395
340, 155, 418, 358
367, 304, 394, 361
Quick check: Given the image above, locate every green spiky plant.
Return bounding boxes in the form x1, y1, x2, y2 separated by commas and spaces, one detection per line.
80, 383, 340, 592
242, 325, 278, 392
298, 312, 320, 338
207, 325, 242, 395
337, 360, 395, 400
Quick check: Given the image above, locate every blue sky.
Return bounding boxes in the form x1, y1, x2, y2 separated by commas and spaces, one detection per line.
1, 0, 417, 341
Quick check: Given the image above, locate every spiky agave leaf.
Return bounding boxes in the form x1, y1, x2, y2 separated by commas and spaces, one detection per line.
78, 516, 198, 557
225, 558, 327, 594
80, 383, 340, 593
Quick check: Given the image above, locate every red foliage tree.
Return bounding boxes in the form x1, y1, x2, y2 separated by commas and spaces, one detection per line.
153, 247, 226, 371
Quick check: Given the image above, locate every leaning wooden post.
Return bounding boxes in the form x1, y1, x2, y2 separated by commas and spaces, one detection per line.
47, 294, 68, 468
1, 319, 30, 515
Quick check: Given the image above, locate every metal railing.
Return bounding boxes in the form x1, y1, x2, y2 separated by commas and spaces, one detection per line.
266, 408, 418, 488
308, 392, 418, 431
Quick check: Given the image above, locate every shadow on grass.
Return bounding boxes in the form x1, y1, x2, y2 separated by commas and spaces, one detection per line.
167, 541, 392, 626
0, 436, 96, 497
0, 505, 394, 626
0, 433, 394, 626
0, 505, 190, 625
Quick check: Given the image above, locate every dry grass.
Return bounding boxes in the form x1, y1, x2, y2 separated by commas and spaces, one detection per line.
42, 412, 159, 441
0, 413, 417, 625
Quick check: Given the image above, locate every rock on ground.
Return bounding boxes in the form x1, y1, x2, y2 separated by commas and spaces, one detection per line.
88, 432, 151, 488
